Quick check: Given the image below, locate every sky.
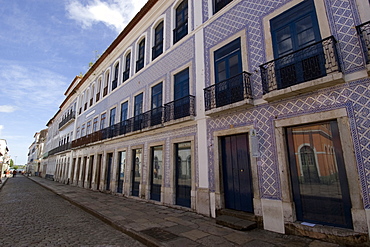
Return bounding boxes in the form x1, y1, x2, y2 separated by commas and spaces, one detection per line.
0, 0, 147, 165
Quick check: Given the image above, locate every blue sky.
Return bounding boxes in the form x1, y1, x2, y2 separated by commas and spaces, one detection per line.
0, 0, 146, 165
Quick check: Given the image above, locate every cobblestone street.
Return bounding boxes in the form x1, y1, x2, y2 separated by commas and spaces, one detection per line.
0, 176, 144, 247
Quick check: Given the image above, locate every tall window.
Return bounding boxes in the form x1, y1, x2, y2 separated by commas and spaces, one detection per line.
152, 22, 164, 60
123, 52, 131, 82
286, 121, 353, 229
213, 0, 233, 14
136, 39, 145, 72
90, 85, 94, 106
81, 124, 85, 136
151, 82, 163, 126
120, 101, 128, 122
270, 0, 322, 89
214, 38, 243, 107
96, 78, 101, 102
103, 72, 109, 96
134, 93, 143, 131
109, 108, 116, 126
93, 117, 98, 132
174, 0, 188, 44
86, 121, 91, 135
174, 68, 189, 100
173, 68, 190, 119
100, 113, 106, 130
112, 63, 119, 91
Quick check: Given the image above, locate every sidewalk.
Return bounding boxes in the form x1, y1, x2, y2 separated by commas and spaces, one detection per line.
27, 176, 340, 247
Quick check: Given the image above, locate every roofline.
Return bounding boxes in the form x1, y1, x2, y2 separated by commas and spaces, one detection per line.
59, 0, 158, 110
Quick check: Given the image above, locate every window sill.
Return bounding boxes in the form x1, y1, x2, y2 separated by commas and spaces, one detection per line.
262, 72, 344, 102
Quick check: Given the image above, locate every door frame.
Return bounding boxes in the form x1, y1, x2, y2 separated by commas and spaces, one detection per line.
170, 136, 195, 208
148, 141, 166, 202
274, 108, 365, 233
212, 125, 260, 214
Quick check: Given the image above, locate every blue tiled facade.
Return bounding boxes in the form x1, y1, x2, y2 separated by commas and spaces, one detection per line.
43, 0, 370, 238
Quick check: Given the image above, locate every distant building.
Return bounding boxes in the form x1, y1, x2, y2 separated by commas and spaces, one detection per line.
40, 0, 370, 243
27, 129, 47, 176
0, 139, 10, 177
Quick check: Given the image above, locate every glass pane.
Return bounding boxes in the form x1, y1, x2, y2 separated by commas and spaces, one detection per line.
120, 102, 128, 121
134, 93, 143, 116
229, 54, 240, 77
276, 26, 293, 56
177, 142, 191, 186
174, 68, 189, 100
217, 61, 226, 82
134, 149, 142, 182
289, 121, 350, 226
119, 151, 126, 180
152, 146, 162, 185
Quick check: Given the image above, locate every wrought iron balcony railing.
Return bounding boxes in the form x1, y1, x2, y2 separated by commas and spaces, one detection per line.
260, 36, 341, 94
356, 21, 370, 64
70, 97, 195, 149
204, 72, 252, 111
59, 111, 76, 129
164, 95, 195, 122
49, 142, 71, 155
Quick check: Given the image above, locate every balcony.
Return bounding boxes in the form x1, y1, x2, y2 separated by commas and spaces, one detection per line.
49, 142, 71, 155
356, 21, 370, 65
260, 36, 343, 101
164, 95, 195, 122
204, 72, 253, 114
71, 96, 196, 149
59, 111, 76, 129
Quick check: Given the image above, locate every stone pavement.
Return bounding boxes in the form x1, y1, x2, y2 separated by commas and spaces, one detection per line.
27, 176, 343, 247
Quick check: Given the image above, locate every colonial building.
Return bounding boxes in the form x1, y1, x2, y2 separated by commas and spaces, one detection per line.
0, 139, 10, 177
27, 129, 47, 176
42, 0, 370, 243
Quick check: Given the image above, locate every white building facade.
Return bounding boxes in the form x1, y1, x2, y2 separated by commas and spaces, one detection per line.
42, 0, 370, 243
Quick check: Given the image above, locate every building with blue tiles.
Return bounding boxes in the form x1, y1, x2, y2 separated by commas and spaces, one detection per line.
41, 0, 370, 242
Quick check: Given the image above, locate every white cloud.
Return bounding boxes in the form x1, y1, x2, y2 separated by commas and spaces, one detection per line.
0, 60, 67, 111
0, 125, 3, 135
0, 105, 17, 113
66, 0, 147, 33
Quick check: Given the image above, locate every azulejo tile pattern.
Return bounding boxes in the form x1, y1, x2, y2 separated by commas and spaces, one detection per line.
325, 0, 365, 73
204, 0, 370, 203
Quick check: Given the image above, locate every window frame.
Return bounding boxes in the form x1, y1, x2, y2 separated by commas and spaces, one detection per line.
136, 38, 146, 72
173, 0, 189, 44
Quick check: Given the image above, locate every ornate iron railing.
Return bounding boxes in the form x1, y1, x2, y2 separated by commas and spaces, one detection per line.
260, 36, 341, 94
164, 95, 195, 122
49, 142, 71, 155
59, 111, 76, 129
70, 101, 189, 149
356, 21, 370, 64
204, 72, 252, 111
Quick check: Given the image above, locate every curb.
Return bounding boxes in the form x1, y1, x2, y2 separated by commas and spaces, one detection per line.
27, 176, 162, 247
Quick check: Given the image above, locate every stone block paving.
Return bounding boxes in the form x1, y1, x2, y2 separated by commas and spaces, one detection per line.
16, 176, 352, 247
0, 176, 144, 247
